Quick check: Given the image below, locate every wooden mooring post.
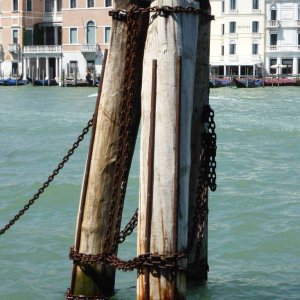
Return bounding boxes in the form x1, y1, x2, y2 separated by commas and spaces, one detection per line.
138, 1, 213, 299
69, 1, 149, 298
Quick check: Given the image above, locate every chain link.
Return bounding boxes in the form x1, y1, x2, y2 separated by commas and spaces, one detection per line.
118, 208, 138, 244
0, 117, 94, 236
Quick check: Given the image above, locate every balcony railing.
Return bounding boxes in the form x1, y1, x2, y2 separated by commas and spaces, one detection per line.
81, 44, 100, 53
270, 45, 277, 51
267, 20, 280, 28
228, 54, 238, 61
8, 44, 20, 53
23, 45, 62, 54
252, 9, 261, 14
43, 12, 62, 23
252, 33, 261, 38
297, 20, 300, 27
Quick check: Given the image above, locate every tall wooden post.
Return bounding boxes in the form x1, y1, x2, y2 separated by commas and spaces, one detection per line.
137, 1, 211, 299
70, 1, 149, 298
187, 0, 212, 282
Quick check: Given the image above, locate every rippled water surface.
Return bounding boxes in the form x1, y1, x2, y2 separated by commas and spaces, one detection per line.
0, 86, 299, 299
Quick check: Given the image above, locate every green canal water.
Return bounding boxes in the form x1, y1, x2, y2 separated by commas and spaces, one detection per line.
0, 86, 299, 299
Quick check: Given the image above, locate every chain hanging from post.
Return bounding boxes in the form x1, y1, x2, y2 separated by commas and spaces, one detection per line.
0, 117, 94, 236
69, 6, 215, 278
189, 104, 217, 249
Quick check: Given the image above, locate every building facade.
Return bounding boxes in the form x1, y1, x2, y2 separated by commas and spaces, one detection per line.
210, 0, 300, 77
210, 0, 266, 77
0, 0, 112, 82
1, 1, 300, 80
265, 0, 300, 76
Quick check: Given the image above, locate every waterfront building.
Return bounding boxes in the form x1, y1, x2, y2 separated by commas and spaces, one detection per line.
1, 1, 300, 81
265, 0, 300, 76
210, 0, 266, 77
0, 0, 112, 82
210, 0, 300, 77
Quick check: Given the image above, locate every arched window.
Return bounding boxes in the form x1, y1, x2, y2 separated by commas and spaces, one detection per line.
270, 4, 277, 20
86, 20, 95, 44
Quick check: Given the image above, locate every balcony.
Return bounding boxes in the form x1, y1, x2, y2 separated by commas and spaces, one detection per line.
269, 45, 277, 51
23, 45, 62, 54
8, 44, 20, 53
229, 33, 238, 38
228, 54, 238, 62
81, 44, 100, 53
267, 20, 280, 28
252, 33, 261, 38
43, 12, 62, 23
252, 9, 261, 14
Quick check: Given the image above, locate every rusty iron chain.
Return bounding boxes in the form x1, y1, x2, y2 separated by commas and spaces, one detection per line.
189, 105, 217, 248
118, 208, 138, 244
65, 288, 108, 300
0, 117, 94, 236
70, 247, 185, 273
109, 5, 214, 21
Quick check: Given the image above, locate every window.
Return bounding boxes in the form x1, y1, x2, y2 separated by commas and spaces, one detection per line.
298, 5, 300, 20
229, 22, 236, 33
298, 33, 300, 46
57, 0, 62, 11
270, 58, 277, 74
252, 21, 259, 33
221, 1, 225, 13
270, 33, 277, 46
105, 0, 112, 7
282, 59, 293, 75
70, 28, 77, 44
12, 29, 18, 44
12, 62, 18, 75
87, 60, 95, 71
87, 21, 95, 44
45, 0, 54, 12
229, 42, 236, 54
70, 61, 78, 74
271, 7, 277, 20
104, 26, 111, 44
24, 29, 33, 45
27, 0, 32, 11
252, 43, 258, 55
70, 0, 76, 8
230, 0, 236, 10
13, 0, 18, 11
87, 0, 94, 8
253, 0, 259, 10
221, 24, 225, 35
221, 45, 224, 56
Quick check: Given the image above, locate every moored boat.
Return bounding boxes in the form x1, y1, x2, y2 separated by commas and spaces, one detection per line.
233, 77, 262, 88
